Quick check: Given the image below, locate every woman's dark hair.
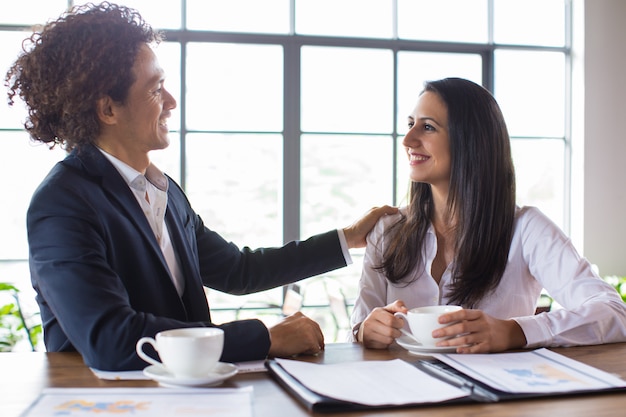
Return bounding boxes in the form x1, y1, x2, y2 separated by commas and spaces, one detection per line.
376, 77, 516, 307
5, 2, 161, 151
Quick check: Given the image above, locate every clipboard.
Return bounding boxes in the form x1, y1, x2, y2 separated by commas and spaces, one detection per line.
265, 359, 473, 413
266, 349, 626, 413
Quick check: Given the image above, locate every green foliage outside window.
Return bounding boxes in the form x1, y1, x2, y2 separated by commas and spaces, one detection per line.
0, 283, 41, 352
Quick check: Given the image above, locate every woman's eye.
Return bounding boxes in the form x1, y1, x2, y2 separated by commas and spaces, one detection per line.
407, 121, 414, 129
424, 123, 435, 131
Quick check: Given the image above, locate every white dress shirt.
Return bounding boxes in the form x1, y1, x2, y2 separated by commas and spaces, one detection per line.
350, 205, 626, 348
98, 149, 185, 296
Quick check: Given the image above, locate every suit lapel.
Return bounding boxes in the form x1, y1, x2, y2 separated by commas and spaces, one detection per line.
70, 145, 172, 277
165, 196, 211, 321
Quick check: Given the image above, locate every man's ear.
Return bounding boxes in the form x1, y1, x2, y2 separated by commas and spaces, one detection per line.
96, 96, 117, 125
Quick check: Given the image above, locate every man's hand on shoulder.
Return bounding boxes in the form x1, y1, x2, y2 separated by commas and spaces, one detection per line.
342, 205, 398, 249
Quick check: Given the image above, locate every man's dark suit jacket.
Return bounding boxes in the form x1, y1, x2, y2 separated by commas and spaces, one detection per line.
27, 144, 346, 371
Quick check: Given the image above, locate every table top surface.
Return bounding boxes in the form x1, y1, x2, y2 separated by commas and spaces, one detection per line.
3, 342, 626, 417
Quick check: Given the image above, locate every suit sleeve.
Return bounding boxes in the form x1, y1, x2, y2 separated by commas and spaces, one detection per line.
166, 178, 348, 295
196, 225, 348, 295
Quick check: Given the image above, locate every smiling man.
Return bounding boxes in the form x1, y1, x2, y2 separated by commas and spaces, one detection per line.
5, 2, 395, 371
97, 44, 176, 171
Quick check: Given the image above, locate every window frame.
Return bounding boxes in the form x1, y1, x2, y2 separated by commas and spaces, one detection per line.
0, 0, 573, 285
163, 27, 572, 244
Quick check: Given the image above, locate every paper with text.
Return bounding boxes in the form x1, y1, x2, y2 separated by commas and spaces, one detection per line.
275, 358, 468, 406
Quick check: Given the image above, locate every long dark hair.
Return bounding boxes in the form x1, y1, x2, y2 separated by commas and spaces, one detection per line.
376, 78, 516, 307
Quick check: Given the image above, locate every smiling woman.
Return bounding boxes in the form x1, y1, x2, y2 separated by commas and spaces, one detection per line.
403, 91, 451, 189
350, 78, 626, 355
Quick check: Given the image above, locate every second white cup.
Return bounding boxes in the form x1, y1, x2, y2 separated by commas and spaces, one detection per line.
394, 305, 461, 346
136, 327, 224, 378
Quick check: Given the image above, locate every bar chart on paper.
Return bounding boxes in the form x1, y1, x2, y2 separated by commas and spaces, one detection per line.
20, 387, 253, 417
433, 348, 626, 394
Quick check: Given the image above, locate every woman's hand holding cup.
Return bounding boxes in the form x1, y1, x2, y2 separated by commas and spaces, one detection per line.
394, 305, 462, 347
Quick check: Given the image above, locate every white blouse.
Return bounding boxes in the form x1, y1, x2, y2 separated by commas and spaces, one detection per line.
350, 206, 626, 348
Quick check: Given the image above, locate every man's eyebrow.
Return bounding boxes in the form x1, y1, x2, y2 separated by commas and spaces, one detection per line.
151, 74, 163, 81
142, 76, 163, 91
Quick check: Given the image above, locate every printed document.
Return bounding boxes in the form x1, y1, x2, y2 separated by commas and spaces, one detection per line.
275, 358, 468, 406
433, 348, 626, 393
20, 387, 253, 417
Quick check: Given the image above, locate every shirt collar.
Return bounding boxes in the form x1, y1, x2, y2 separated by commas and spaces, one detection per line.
97, 147, 168, 192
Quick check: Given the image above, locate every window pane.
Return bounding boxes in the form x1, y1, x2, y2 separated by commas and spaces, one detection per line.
0, 0, 66, 25
296, 0, 392, 38
300, 134, 394, 237
186, 43, 283, 131
512, 138, 565, 229
149, 133, 181, 184
0, 132, 66, 259
301, 47, 393, 133
494, 0, 565, 46
187, 0, 289, 33
398, 0, 488, 43
397, 52, 482, 134
185, 133, 283, 248
208, 286, 284, 329
1, 31, 34, 129
75, 0, 183, 29
187, 137, 284, 328
495, 50, 565, 138
396, 136, 411, 206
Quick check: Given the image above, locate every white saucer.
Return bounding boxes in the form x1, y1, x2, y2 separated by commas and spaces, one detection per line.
143, 362, 238, 387
396, 335, 458, 356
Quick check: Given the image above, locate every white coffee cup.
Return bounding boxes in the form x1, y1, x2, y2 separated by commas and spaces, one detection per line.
136, 327, 224, 378
394, 305, 462, 346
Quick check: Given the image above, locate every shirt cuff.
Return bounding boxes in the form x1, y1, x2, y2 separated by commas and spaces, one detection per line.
512, 316, 545, 348
336, 228, 353, 265
351, 322, 364, 343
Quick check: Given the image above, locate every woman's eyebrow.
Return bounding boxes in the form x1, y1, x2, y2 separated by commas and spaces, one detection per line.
411, 115, 443, 127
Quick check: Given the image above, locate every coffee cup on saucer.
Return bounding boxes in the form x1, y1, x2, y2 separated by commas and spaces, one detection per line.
136, 327, 224, 379
394, 305, 461, 346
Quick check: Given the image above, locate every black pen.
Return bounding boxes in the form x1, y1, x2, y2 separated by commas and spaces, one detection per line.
416, 361, 500, 403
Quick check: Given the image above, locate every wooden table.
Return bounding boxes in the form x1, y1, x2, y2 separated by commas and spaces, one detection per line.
3, 342, 626, 417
